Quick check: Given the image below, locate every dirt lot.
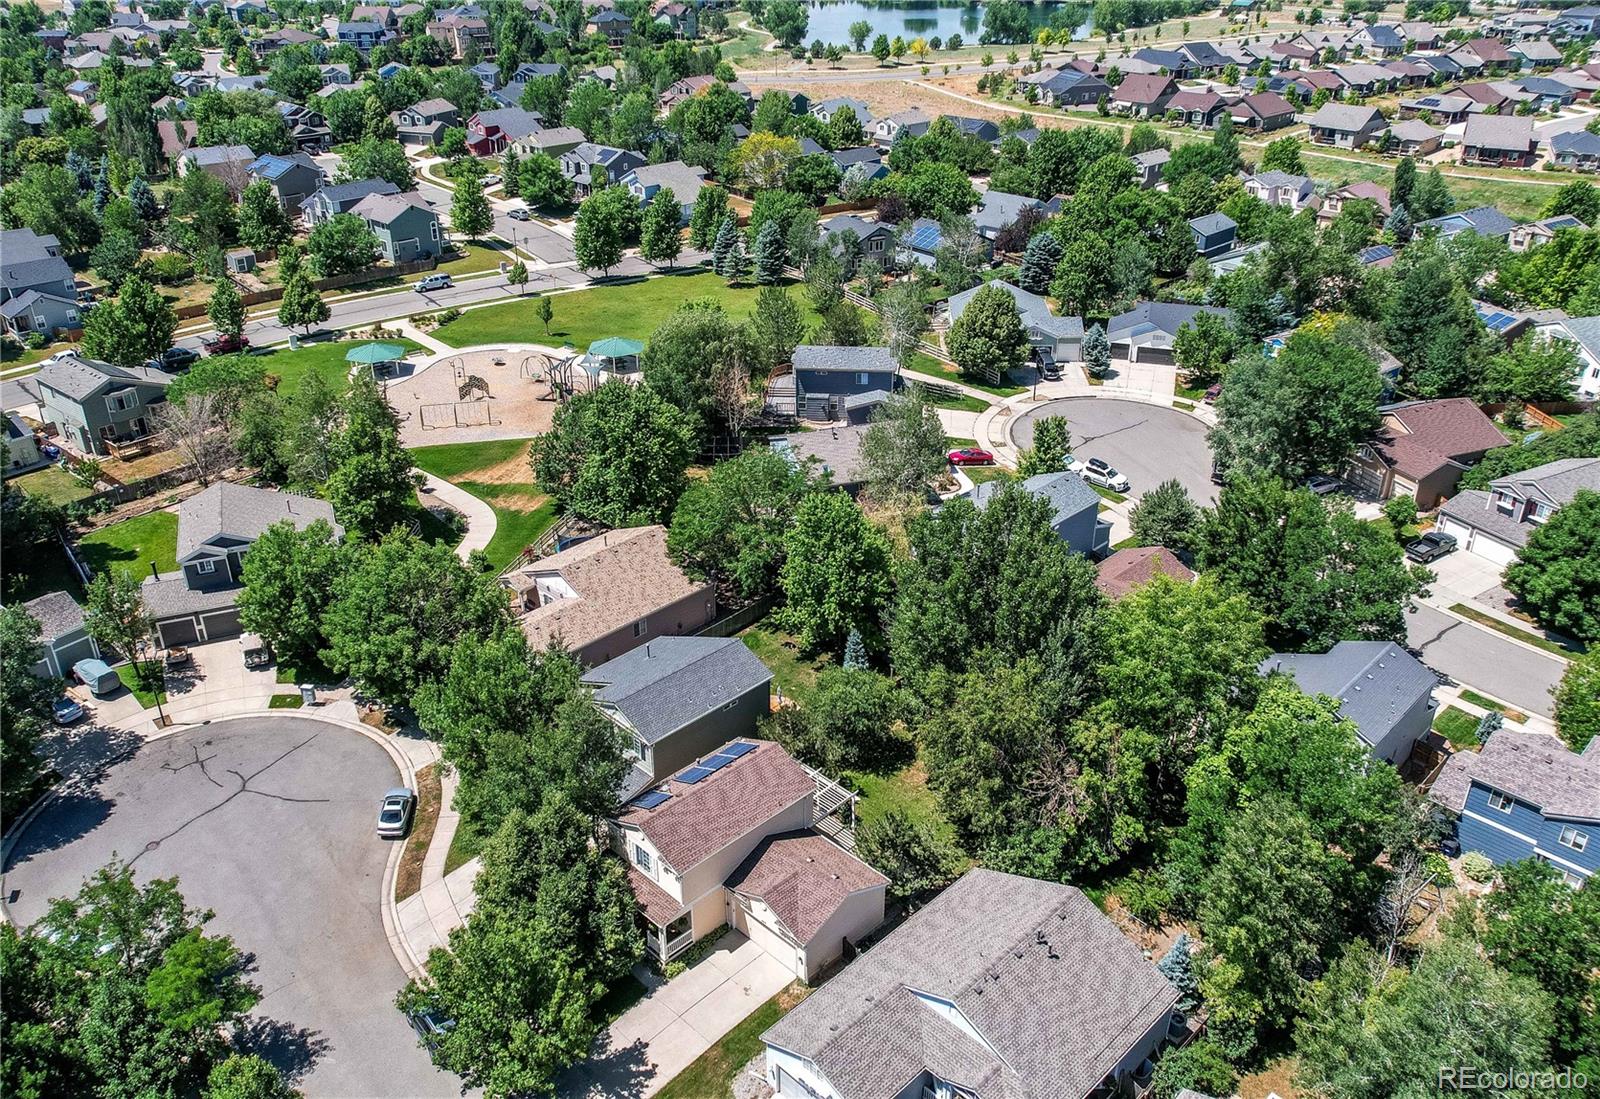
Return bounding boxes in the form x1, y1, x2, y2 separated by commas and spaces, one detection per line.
386, 348, 561, 447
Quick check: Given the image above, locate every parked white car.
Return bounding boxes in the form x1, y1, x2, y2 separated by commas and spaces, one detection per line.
1082, 457, 1130, 493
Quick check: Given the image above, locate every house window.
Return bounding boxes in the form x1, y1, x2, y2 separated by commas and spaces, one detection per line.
66, 310, 79, 324
429, 220, 440, 242
632, 620, 647, 638
633, 844, 651, 871
854, 371, 869, 385
196, 559, 217, 574
1559, 826, 1588, 852
1486, 789, 1515, 813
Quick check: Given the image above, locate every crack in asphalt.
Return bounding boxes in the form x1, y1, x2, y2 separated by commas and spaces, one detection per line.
131, 734, 330, 866
1072, 416, 1150, 449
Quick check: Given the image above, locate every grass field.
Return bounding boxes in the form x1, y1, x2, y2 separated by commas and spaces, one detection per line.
1433, 705, 1483, 748
11, 466, 93, 505
433, 270, 824, 349
409, 437, 557, 569
78, 510, 179, 580
253, 338, 428, 395
908, 352, 1026, 398
115, 660, 167, 709
738, 620, 832, 706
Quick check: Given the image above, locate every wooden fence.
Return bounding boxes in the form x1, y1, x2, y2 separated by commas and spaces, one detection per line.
695, 596, 775, 639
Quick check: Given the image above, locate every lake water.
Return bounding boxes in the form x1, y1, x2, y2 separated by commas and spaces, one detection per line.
800, 1, 1093, 46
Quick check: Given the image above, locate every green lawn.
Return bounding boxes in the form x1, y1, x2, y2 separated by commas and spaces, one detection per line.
78, 510, 179, 580
964, 465, 1013, 486
410, 437, 533, 481
907, 352, 1026, 398
268, 693, 304, 708
1433, 705, 1483, 749
1457, 688, 1527, 722
252, 338, 428, 395
433, 270, 822, 349
444, 821, 482, 876
115, 660, 167, 709
738, 621, 831, 706
405, 242, 516, 282
1447, 602, 1584, 656
1089, 484, 1128, 505
842, 757, 959, 847
655, 987, 805, 1099
409, 438, 556, 569
923, 389, 990, 414
11, 466, 93, 506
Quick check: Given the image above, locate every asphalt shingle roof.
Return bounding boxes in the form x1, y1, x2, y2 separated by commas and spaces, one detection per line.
725, 831, 887, 945
969, 471, 1100, 531
1261, 641, 1435, 753
791, 345, 897, 374
22, 590, 86, 641
36, 355, 170, 403
583, 636, 772, 745
175, 482, 339, 561
1430, 729, 1600, 820
1488, 456, 1600, 508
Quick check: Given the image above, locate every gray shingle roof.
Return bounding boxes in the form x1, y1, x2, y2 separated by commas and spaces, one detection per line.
1260, 641, 1435, 753
1107, 301, 1228, 342
791, 345, 897, 374
303, 177, 400, 210
175, 483, 339, 561
1430, 729, 1600, 820
762, 868, 1180, 1099
624, 159, 706, 199
969, 470, 1100, 529
1487, 456, 1600, 509
582, 636, 771, 745
1420, 205, 1517, 238
1438, 489, 1534, 549
1553, 130, 1600, 156
22, 590, 86, 641
1189, 212, 1237, 235
36, 355, 171, 403
1463, 113, 1534, 151
140, 573, 243, 617
1307, 102, 1385, 132
947, 279, 1082, 340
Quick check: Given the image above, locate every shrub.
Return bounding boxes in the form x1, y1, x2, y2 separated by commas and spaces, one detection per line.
148, 252, 195, 285
24, 332, 46, 350
1461, 851, 1495, 882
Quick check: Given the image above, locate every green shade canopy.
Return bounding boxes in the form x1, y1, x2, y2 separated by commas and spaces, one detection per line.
587, 337, 644, 359
345, 342, 408, 364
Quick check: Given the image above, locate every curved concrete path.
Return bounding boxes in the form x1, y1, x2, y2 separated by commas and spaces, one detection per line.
419, 471, 497, 561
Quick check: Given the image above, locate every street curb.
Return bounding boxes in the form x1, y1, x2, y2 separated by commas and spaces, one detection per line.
1423, 600, 1575, 667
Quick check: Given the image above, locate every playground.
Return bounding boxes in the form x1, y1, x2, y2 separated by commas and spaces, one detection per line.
384, 345, 583, 447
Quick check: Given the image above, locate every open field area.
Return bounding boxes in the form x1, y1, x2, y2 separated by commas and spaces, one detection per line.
409, 436, 557, 569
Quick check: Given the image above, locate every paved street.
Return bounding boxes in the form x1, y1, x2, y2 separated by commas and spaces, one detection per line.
1405, 604, 1565, 718
2, 717, 459, 1098
1011, 397, 1218, 504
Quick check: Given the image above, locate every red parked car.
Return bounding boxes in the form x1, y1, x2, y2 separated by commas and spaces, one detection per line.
947, 447, 995, 467
202, 333, 250, 355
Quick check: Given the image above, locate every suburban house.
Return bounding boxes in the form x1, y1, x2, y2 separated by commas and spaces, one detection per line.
1351, 21, 1407, 55
820, 214, 897, 264
1242, 171, 1315, 210
948, 280, 1084, 362
511, 125, 586, 158
1398, 92, 1481, 124
1095, 546, 1194, 599
391, 97, 461, 146
586, 8, 631, 44
349, 191, 444, 263
144, 483, 341, 648
652, 0, 697, 38
1430, 730, 1599, 886
0, 228, 81, 340
6, 413, 42, 472
179, 144, 256, 193
1419, 205, 1518, 241
1307, 103, 1387, 148
966, 471, 1111, 558
1228, 91, 1296, 131
811, 96, 872, 125
776, 345, 902, 424
335, 19, 386, 52
873, 107, 932, 144
1108, 302, 1230, 364
973, 190, 1045, 243
1188, 212, 1238, 257
1261, 642, 1437, 766
608, 739, 885, 979
1388, 118, 1444, 157
157, 118, 198, 159
511, 525, 716, 666
1343, 398, 1508, 507
465, 107, 545, 156
1110, 74, 1177, 116
22, 591, 102, 678
761, 868, 1182, 1099
769, 424, 872, 493
1317, 181, 1392, 225
1551, 129, 1600, 172
300, 178, 400, 225
426, 12, 491, 58
36, 354, 172, 457
246, 152, 322, 212
559, 142, 645, 196
583, 636, 773, 803
1533, 315, 1600, 398
1435, 458, 1600, 566
1460, 114, 1536, 167
1131, 147, 1170, 188
621, 160, 708, 224
1033, 67, 1111, 107
1167, 89, 1227, 127
829, 145, 887, 182
1508, 213, 1587, 253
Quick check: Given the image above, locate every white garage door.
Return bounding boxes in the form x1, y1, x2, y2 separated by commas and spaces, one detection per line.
1436, 517, 1518, 567
732, 899, 804, 981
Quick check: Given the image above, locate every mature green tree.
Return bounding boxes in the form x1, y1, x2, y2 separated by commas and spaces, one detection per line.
1463, 411, 1600, 489
854, 807, 963, 911
336, 135, 413, 190
771, 666, 904, 773
1, 605, 54, 808
306, 213, 380, 277
946, 283, 1027, 385
1209, 331, 1382, 483
1390, 155, 1417, 212
752, 218, 786, 285
83, 568, 154, 670
1259, 135, 1304, 174
759, 0, 809, 46
1172, 310, 1239, 387
1197, 476, 1428, 651
638, 188, 682, 268
1553, 650, 1600, 752
1082, 322, 1111, 380
516, 153, 573, 209
80, 273, 177, 368
1478, 333, 1581, 404
1408, 164, 1454, 221
572, 185, 638, 276
204, 1055, 301, 1099
167, 354, 268, 428
875, 283, 930, 368
747, 285, 806, 373
1504, 490, 1600, 643
860, 390, 947, 502
236, 519, 345, 673
638, 300, 752, 437
323, 529, 508, 704
711, 211, 740, 278
1016, 231, 1062, 295
529, 379, 696, 526
506, 260, 529, 295
1295, 937, 1555, 1099
6, 163, 97, 251
396, 798, 640, 1098
687, 184, 729, 251
1542, 179, 1600, 226
237, 180, 292, 253
1150, 1040, 1236, 1099
324, 372, 416, 541
1016, 415, 1071, 477
1128, 479, 1199, 552
206, 279, 245, 339
776, 490, 894, 653
666, 446, 819, 598
90, 231, 141, 292
450, 170, 493, 241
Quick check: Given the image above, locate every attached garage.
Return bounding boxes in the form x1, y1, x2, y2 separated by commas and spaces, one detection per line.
1132, 345, 1175, 365
21, 592, 102, 680
156, 616, 202, 649
1435, 514, 1519, 567
200, 608, 243, 641
730, 895, 807, 981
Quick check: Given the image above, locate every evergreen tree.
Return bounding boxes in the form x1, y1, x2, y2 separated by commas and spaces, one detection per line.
1017, 231, 1062, 294
1409, 165, 1453, 220
1212, 113, 1241, 174
91, 155, 110, 214
724, 230, 751, 285
1157, 933, 1200, 1013
711, 211, 739, 276
1083, 322, 1111, 379
843, 628, 868, 670
1383, 204, 1413, 243
127, 175, 158, 226
752, 218, 787, 284
1391, 155, 1416, 211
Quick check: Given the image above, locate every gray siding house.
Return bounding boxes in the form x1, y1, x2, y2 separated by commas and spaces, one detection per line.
349, 191, 445, 262
966, 471, 1111, 558
583, 636, 774, 803
36, 354, 173, 456
787, 345, 901, 423
22, 590, 102, 678
144, 482, 342, 648
246, 151, 323, 212
948, 280, 1084, 361
621, 160, 708, 224
559, 142, 646, 196
1260, 641, 1437, 765
300, 178, 401, 225
0, 228, 81, 339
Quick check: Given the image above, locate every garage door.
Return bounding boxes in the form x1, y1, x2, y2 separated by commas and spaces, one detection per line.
200, 609, 243, 641
54, 636, 99, 676
1135, 347, 1175, 365
158, 617, 201, 648
1110, 342, 1131, 359
1344, 460, 1385, 497
732, 899, 803, 980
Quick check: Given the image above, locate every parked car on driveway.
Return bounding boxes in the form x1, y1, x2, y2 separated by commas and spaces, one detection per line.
149, 346, 199, 372
948, 447, 995, 466
1082, 457, 1130, 493
1203, 382, 1221, 403
1305, 475, 1342, 495
201, 333, 250, 356
415, 273, 453, 293
376, 787, 416, 838
1405, 531, 1458, 563
53, 697, 85, 725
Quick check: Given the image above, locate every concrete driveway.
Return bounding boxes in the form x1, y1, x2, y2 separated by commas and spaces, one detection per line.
1011, 397, 1218, 504
562, 931, 793, 1099
2, 716, 459, 1098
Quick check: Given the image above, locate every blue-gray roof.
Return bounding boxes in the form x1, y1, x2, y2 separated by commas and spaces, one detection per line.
1553, 129, 1600, 156
583, 636, 772, 745
303, 177, 400, 209
1260, 641, 1434, 753
969, 470, 1100, 528
792, 345, 897, 374
1189, 212, 1237, 235
1419, 205, 1516, 239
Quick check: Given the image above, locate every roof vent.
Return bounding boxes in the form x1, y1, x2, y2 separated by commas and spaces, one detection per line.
1035, 929, 1047, 944
831, 873, 840, 880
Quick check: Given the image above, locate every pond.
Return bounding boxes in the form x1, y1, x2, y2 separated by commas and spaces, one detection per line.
800, 0, 1094, 46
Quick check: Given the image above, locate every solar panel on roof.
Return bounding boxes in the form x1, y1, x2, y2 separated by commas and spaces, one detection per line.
721, 741, 757, 758
909, 224, 941, 250
631, 790, 671, 810
678, 766, 714, 784
701, 752, 737, 772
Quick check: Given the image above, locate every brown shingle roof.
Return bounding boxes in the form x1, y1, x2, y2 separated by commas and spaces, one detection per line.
1113, 74, 1175, 104
625, 862, 684, 925
1095, 546, 1195, 599
725, 831, 887, 945
1371, 398, 1507, 481
617, 741, 813, 870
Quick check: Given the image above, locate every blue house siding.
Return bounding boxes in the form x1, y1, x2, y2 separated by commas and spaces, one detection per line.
1458, 782, 1596, 881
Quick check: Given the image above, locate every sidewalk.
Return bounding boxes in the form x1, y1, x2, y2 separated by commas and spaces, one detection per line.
393, 765, 478, 975
418, 472, 497, 561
